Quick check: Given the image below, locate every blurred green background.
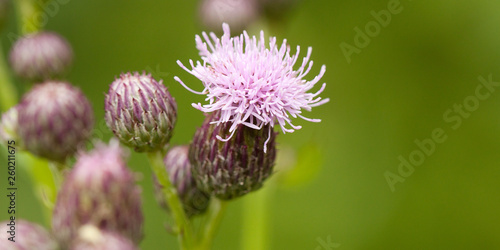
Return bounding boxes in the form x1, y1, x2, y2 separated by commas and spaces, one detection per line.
2, 0, 500, 249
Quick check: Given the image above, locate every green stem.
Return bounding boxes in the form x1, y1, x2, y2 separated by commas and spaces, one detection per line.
0, 41, 18, 112
20, 152, 56, 225
48, 161, 65, 191
147, 150, 194, 250
14, 0, 43, 35
196, 199, 228, 249
241, 186, 273, 250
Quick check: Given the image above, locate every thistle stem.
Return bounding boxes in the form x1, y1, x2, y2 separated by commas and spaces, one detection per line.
21, 152, 56, 225
48, 161, 65, 191
15, 0, 43, 34
196, 199, 228, 249
241, 186, 273, 250
0, 42, 17, 112
147, 150, 194, 250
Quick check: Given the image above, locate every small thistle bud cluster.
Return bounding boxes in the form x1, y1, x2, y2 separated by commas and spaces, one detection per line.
70, 225, 138, 250
154, 145, 210, 217
105, 72, 177, 152
16, 81, 94, 162
9, 31, 73, 81
0, 220, 58, 250
0, 106, 19, 145
52, 140, 143, 247
189, 112, 277, 200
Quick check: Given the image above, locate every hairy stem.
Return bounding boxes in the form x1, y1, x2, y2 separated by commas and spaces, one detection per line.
196, 199, 228, 249
148, 150, 194, 250
241, 186, 273, 250
0, 42, 18, 112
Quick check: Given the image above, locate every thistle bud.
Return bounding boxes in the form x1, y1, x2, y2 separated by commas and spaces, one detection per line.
189, 112, 277, 200
70, 225, 137, 250
105, 72, 177, 152
199, 0, 259, 33
17, 81, 94, 162
0, 219, 58, 250
0, 106, 20, 146
9, 31, 73, 81
52, 140, 143, 247
154, 145, 210, 217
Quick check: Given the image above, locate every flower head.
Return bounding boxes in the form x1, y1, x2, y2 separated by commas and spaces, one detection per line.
105, 72, 177, 152
52, 139, 143, 247
17, 81, 94, 162
9, 31, 73, 81
175, 23, 329, 150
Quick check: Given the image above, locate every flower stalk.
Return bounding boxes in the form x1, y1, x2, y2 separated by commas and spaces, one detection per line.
148, 150, 194, 250
196, 199, 228, 250
0, 41, 17, 112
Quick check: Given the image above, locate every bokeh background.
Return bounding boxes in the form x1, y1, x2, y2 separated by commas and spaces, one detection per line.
2, 0, 500, 249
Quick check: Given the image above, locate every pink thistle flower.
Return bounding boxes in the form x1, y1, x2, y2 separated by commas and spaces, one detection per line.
175, 23, 329, 151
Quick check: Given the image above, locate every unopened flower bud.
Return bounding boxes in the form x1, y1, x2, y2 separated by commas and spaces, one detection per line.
189, 112, 277, 200
52, 140, 143, 247
17, 81, 94, 162
154, 145, 210, 217
70, 225, 137, 250
199, 0, 259, 33
0, 106, 20, 146
105, 72, 177, 152
0, 219, 58, 250
9, 31, 73, 81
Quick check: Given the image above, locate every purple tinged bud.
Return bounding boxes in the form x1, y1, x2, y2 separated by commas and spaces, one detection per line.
189, 112, 277, 200
0, 106, 20, 146
0, 219, 58, 250
70, 225, 138, 250
154, 145, 210, 217
199, 0, 259, 33
105, 72, 177, 152
52, 139, 144, 247
16, 81, 94, 162
9, 31, 73, 81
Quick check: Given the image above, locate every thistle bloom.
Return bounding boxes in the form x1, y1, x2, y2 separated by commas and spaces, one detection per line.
154, 145, 210, 217
17, 81, 94, 162
105, 72, 177, 152
9, 31, 73, 81
175, 23, 329, 151
52, 140, 143, 247
0, 220, 58, 250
